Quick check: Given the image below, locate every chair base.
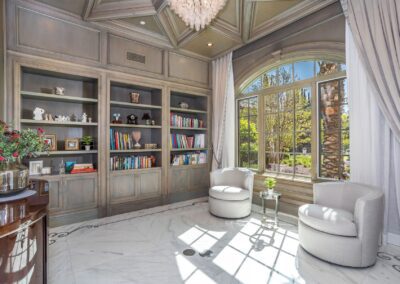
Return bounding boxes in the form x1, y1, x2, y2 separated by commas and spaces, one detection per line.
208, 196, 251, 219
298, 220, 377, 268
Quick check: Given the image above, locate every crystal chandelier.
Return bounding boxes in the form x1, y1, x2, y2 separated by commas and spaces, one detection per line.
168, 0, 227, 31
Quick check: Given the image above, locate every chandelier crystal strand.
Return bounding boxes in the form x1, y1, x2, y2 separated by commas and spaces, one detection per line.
169, 0, 227, 31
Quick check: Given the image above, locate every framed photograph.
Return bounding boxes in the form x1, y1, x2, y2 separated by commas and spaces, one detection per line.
65, 138, 79, 150
44, 134, 57, 151
29, 160, 43, 176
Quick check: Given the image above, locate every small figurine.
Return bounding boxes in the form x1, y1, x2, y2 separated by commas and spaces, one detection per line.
130, 92, 140, 104
55, 115, 70, 122
33, 107, 45, 120
82, 113, 87, 123
48, 114, 54, 121
54, 87, 65, 95
88, 117, 92, 123
142, 113, 151, 125
127, 114, 138, 125
178, 102, 189, 109
132, 131, 141, 149
151, 120, 156, 126
44, 113, 49, 121
112, 113, 122, 124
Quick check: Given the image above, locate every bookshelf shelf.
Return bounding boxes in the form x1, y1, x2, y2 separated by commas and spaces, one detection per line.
21, 119, 98, 126
170, 127, 207, 131
110, 149, 162, 153
110, 100, 161, 110
110, 167, 162, 175
110, 123, 161, 129
170, 148, 208, 152
170, 107, 207, 114
21, 91, 98, 103
38, 150, 98, 155
170, 164, 208, 169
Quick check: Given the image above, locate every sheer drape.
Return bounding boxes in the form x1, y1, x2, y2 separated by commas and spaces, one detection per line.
212, 52, 235, 170
347, 23, 400, 244
342, 0, 400, 141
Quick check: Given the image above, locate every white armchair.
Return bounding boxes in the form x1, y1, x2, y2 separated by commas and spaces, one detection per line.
298, 182, 384, 267
208, 168, 254, 218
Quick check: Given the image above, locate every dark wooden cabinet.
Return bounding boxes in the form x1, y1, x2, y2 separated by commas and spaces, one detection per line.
0, 181, 49, 283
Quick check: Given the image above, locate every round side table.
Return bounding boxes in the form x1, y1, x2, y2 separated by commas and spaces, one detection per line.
259, 191, 282, 226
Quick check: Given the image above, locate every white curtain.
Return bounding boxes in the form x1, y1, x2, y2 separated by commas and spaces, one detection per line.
342, 0, 400, 141
211, 52, 235, 170
347, 24, 400, 244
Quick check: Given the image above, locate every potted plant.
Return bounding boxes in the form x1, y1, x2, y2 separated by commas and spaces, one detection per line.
81, 136, 93, 151
0, 121, 49, 195
264, 177, 277, 195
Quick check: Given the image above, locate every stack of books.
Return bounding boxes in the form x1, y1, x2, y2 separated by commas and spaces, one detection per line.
71, 163, 96, 174
170, 134, 205, 149
110, 155, 154, 171
170, 113, 204, 128
171, 152, 207, 165
110, 129, 134, 150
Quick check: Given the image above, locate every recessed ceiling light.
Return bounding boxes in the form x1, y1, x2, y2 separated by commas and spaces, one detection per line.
207, 42, 213, 47
140, 20, 146, 25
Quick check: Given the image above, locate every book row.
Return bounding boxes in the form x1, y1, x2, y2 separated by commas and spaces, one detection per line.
170, 113, 204, 128
171, 152, 207, 166
170, 134, 205, 149
110, 155, 155, 171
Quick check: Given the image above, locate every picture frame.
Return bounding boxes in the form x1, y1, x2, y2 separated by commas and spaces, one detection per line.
29, 160, 43, 176
65, 138, 79, 150
44, 134, 57, 151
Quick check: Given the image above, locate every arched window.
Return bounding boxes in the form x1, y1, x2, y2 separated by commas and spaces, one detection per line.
237, 59, 348, 180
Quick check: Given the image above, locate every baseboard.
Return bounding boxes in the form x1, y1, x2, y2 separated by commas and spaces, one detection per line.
383, 232, 400, 247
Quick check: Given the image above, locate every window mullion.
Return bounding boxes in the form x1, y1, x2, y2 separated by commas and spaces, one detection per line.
258, 94, 265, 173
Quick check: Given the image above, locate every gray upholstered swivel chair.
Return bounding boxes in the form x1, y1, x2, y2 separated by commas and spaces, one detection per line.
208, 168, 254, 218
298, 182, 384, 267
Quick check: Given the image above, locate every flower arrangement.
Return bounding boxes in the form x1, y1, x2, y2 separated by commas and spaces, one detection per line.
0, 121, 49, 163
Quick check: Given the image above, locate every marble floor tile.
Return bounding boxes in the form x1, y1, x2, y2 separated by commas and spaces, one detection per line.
49, 201, 400, 284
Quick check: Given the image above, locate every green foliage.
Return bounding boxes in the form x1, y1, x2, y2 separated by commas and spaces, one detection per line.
0, 121, 49, 162
264, 177, 277, 189
239, 98, 259, 168
81, 135, 93, 146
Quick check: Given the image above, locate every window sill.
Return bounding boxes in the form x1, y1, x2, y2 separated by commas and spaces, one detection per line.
257, 172, 312, 185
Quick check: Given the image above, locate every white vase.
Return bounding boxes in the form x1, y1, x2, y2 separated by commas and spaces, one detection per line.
268, 188, 274, 195
85, 145, 91, 151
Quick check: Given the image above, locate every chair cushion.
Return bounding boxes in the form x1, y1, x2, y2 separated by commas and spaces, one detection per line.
298, 204, 357, 237
209, 186, 250, 201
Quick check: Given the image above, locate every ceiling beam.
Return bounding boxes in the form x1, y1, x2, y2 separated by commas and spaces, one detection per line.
86, 0, 157, 22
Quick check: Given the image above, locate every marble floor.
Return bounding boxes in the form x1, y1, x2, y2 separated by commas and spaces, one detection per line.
49, 199, 400, 284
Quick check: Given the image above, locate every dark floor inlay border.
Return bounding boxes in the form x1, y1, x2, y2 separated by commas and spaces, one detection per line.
183, 249, 196, 256
48, 201, 206, 245
199, 250, 213, 257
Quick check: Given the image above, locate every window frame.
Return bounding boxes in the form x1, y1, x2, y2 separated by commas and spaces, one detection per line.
236, 59, 346, 182
236, 95, 259, 170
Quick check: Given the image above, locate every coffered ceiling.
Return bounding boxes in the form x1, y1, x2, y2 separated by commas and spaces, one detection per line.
35, 0, 337, 59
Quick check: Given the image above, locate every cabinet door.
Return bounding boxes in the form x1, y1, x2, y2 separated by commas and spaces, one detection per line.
189, 167, 209, 192
63, 175, 98, 211
110, 173, 136, 203
169, 168, 189, 193
137, 171, 161, 199
48, 179, 62, 212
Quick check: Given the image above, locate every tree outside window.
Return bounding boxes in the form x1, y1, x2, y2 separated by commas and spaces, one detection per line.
239, 59, 346, 180
238, 97, 258, 169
